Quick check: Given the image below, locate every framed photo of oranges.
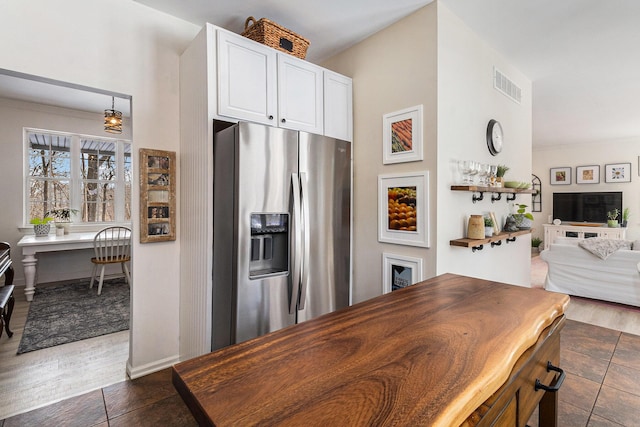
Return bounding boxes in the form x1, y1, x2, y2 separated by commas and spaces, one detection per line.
382, 105, 423, 164
378, 171, 430, 248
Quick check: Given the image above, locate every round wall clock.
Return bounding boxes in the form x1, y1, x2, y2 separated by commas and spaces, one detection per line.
486, 119, 503, 156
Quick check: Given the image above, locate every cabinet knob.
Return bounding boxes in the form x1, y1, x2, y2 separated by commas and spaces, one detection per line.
281, 118, 286, 123
268, 115, 274, 120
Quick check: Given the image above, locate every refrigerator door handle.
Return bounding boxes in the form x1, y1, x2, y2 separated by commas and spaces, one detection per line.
299, 172, 310, 310
290, 173, 302, 314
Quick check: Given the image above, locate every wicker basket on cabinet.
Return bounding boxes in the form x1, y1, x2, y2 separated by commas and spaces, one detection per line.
242, 16, 310, 59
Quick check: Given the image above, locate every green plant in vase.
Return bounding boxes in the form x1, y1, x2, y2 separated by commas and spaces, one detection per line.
622, 207, 630, 227
484, 216, 494, 237
531, 237, 543, 252
45, 208, 78, 234
512, 204, 534, 230
30, 215, 53, 237
607, 209, 620, 228
495, 165, 509, 187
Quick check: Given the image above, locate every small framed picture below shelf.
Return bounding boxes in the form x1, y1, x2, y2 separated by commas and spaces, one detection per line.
382, 253, 424, 294
382, 105, 423, 164
576, 165, 599, 184
605, 163, 631, 183
550, 167, 571, 185
139, 148, 176, 243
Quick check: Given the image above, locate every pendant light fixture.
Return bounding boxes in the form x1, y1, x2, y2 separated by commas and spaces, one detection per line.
104, 96, 123, 134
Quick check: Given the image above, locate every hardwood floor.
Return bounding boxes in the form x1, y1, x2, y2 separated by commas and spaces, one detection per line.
2, 260, 640, 425
0, 293, 129, 420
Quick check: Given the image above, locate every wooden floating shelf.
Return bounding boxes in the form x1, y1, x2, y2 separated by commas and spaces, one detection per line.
450, 229, 532, 251
451, 185, 535, 203
451, 185, 535, 194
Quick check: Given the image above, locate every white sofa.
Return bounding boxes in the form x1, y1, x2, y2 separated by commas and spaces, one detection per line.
540, 237, 640, 307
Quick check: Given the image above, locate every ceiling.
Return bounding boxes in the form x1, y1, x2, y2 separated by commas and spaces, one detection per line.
0, 70, 131, 117
3, 0, 639, 148
133, 0, 640, 148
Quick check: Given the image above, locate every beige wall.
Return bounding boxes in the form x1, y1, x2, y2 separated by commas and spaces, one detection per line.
324, 1, 533, 299
0, 0, 199, 377
532, 139, 640, 242
323, 4, 439, 303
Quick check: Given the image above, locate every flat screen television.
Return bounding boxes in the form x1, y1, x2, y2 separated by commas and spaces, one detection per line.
552, 192, 622, 224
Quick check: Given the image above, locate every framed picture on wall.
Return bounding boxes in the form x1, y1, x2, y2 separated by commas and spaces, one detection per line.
576, 165, 599, 184
139, 148, 176, 243
382, 253, 424, 294
550, 167, 571, 185
382, 105, 423, 164
605, 162, 632, 183
378, 171, 430, 248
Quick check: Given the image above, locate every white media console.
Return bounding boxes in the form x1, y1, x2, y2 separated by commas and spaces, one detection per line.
543, 224, 627, 250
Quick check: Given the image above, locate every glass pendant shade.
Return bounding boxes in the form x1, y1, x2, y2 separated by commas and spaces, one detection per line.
104, 97, 123, 134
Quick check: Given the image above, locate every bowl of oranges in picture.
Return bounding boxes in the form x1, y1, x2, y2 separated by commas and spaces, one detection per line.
388, 187, 417, 232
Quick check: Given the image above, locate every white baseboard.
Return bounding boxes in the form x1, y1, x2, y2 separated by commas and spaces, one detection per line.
126, 354, 181, 379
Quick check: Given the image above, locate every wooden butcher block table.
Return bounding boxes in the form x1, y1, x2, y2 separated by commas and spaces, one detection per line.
173, 273, 569, 426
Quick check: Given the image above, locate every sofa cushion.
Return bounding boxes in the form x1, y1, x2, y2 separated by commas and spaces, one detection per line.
553, 237, 583, 246
578, 238, 632, 260
632, 240, 640, 251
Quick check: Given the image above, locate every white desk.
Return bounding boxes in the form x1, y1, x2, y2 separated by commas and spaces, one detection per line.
17, 233, 97, 301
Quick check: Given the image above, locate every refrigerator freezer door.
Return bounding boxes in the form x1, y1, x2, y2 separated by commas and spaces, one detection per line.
213, 122, 299, 349
297, 133, 351, 323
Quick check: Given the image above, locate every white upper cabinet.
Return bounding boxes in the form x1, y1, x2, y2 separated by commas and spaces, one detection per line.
213, 27, 352, 140
277, 54, 323, 134
217, 31, 277, 126
324, 71, 353, 142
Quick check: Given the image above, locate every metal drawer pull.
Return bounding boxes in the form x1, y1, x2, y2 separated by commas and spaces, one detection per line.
535, 361, 565, 392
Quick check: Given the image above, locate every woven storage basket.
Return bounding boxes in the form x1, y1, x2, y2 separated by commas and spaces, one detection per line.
242, 16, 310, 59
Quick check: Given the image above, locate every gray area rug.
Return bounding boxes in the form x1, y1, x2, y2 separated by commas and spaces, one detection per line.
17, 278, 129, 354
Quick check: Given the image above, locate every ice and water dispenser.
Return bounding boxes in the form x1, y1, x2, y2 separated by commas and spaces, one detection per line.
249, 213, 289, 278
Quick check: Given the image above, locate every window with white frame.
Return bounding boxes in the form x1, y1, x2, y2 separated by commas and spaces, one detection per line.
26, 129, 131, 224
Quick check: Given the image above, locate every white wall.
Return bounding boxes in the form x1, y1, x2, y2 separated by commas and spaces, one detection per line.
0, 0, 199, 377
322, 4, 438, 303
436, 4, 533, 285
532, 139, 640, 242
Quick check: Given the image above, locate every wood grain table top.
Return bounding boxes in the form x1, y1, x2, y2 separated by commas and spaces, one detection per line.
173, 273, 569, 426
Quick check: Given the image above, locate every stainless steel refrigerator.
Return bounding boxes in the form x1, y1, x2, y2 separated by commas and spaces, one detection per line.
212, 121, 351, 350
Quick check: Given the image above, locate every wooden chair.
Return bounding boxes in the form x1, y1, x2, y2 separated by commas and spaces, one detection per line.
90, 226, 131, 295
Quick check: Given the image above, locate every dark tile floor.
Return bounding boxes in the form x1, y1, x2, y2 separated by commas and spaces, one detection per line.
2, 319, 639, 426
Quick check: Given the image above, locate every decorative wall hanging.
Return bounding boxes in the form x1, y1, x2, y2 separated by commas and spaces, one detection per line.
576, 165, 599, 184
605, 163, 631, 183
139, 148, 176, 243
382, 253, 424, 294
382, 105, 423, 164
378, 171, 429, 248
550, 167, 571, 185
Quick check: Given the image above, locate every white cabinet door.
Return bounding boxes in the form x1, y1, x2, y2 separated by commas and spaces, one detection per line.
217, 31, 277, 126
323, 70, 353, 142
277, 54, 323, 134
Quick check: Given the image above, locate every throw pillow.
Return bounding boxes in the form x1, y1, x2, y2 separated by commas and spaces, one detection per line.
632, 240, 640, 251
578, 238, 632, 260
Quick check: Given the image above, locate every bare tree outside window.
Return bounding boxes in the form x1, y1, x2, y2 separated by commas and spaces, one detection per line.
26, 130, 131, 225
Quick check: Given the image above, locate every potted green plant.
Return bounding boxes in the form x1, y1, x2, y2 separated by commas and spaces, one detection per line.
512, 203, 534, 230
30, 215, 53, 237
531, 237, 543, 253
621, 207, 630, 227
45, 208, 78, 234
484, 216, 494, 237
607, 209, 620, 228
495, 165, 510, 187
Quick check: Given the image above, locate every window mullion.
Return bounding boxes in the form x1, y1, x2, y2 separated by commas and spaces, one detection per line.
71, 135, 82, 223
